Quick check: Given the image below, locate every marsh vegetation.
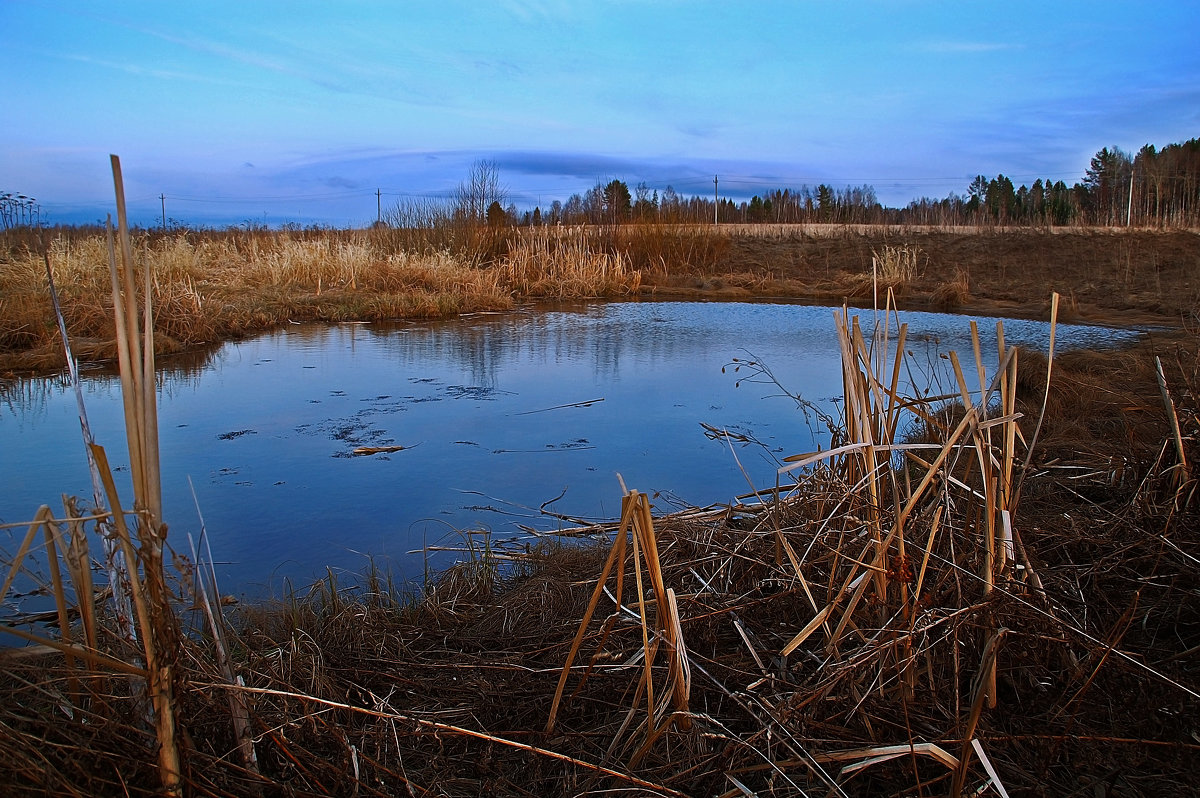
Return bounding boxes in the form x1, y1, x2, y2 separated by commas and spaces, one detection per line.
3, 222, 1198, 375
3, 296, 1196, 796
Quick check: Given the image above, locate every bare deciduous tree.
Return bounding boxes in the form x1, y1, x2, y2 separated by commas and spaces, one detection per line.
453, 160, 506, 224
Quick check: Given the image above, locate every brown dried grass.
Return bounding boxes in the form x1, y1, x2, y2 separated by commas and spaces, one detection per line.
7, 226, 1196, 374
930, 266, 971, 309
0, 232, 520, 371
2, 226, 707, 371
4, 308, 1196, 796
501, 228, 642, 297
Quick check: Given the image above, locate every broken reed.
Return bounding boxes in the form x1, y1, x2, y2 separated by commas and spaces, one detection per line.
547, 486, 692, 766
761, 297, 1050, 791
0, 156, 186, 795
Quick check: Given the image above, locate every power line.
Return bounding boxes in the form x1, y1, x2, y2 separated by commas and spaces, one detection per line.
169, 190, 365, 203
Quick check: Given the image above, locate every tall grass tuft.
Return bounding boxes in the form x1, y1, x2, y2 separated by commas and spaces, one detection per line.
501, 228, 642, 297
604, 222, 730, 277
871, 243, 922, 287
931, 265, 971, 309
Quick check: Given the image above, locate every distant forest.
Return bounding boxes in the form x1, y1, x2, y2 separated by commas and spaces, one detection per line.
518, 137, 1200, 229
4, 138, 1198, 233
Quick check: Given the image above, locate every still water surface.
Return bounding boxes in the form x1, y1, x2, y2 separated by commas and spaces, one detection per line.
1, 301, 1141, 597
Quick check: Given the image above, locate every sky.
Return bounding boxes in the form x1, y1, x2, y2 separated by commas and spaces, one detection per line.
3, 0, 1198, 228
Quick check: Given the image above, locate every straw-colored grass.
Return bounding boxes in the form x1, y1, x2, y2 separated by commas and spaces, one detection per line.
604, 222, 730, 277
0, 227, 671, 371
500, 228, 642, 298
0, 232, 520, 370
930, 265, 971, 308
872, 243, 922, 286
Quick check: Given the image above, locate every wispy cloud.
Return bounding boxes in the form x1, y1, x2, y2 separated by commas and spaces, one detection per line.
915, 41, 1023, 54
494, 0, 582, 25
32, 48, 246, 87
123, 23, 302, 78
104, 19, 442, 107
496, 151, 670, 180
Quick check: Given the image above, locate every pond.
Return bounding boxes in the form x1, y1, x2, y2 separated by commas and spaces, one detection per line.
1, 301, 1143, 599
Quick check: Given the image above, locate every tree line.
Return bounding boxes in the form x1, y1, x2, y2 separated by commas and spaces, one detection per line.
516, 181, 885, 227
4, 137, 1197, 233
508, 136, 1200, 229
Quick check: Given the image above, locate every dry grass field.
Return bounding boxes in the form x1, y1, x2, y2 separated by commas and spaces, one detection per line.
686, 225, 1200, 326
4, 224, 1196, 374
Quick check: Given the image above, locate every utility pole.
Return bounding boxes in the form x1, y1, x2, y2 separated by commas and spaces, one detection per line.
1126, 172, 1134, 227
160, 194, 166, 229
713, 175, 718, 225
376, 188, 382, 226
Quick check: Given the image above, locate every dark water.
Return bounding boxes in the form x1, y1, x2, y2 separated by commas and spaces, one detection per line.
1, 301, 1142, 597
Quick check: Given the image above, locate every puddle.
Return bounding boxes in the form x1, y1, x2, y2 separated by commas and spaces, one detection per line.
0, 301, 1144, 597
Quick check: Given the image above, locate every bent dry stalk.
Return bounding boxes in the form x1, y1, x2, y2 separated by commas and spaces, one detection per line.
1, 168, 185, 789
546, 487, 691, 760
764, 304, 1041, 786
107, 154, 182, 797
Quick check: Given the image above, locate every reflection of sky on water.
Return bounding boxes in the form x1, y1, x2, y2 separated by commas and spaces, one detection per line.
0, 301, 1143, 599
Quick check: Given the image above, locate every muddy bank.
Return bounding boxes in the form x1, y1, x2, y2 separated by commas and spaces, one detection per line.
662, 227, 1200, 328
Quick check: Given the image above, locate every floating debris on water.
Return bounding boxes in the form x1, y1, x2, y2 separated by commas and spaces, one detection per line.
515, 398, 604, 415
352, 445, 408, 456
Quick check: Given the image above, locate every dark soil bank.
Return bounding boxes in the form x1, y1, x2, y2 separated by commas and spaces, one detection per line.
664, 227, 1200, 327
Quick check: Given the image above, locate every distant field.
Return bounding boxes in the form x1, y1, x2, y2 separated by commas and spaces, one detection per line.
646, 222, 1198, 236
702, 226, 1200, 325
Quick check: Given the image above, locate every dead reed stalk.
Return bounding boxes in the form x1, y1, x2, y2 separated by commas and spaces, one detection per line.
1155, 355, 1191, 491
0, 161, 184, 793
102, 155, 182, 795
546, 487, 691, 762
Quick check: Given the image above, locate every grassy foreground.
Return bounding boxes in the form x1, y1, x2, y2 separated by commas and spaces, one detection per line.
2, 324, 1197, 796
1, 223, 1199, 796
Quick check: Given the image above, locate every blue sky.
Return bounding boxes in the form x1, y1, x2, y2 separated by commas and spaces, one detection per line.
3, 0, 1198, 227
